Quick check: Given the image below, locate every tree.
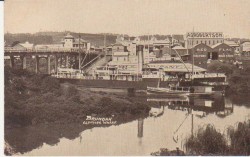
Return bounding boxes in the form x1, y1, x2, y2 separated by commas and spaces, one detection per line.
207, 61, 234, 75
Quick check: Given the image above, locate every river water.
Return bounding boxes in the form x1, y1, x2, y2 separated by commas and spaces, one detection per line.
6, 92, 250, 156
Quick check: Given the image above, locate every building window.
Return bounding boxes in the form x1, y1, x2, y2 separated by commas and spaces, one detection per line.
213, 40, 215, 45
196, 41, 198, 44
209, 40, 211, 45
205, 41, 207, 45
201, 41, 202, 44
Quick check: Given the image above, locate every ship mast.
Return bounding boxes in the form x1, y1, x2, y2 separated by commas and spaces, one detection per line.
79, 33, 81, 71
104, 34, 106, 58
148, 33, 150, 63
104, 34, 107, 70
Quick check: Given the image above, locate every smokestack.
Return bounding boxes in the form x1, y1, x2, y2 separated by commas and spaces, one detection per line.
137, 45, 144, 74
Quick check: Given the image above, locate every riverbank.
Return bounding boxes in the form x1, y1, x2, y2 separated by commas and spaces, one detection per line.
151, 119, 250, 156
207, 61, 250, 95
184, 120, 250, 156
4, 67, 150, 128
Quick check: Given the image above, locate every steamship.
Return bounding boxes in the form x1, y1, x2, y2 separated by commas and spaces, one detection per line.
54, 35, 228, 90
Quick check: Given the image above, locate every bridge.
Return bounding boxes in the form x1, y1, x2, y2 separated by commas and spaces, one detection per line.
4, 48, 103, 74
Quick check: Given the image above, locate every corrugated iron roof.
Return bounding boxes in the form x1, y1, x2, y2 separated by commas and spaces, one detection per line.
211, 43, 223, 48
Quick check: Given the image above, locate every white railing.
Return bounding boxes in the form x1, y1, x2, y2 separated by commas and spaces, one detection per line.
142, 74, 160, 78
52, 73, 95, 80
192, 73, 226, 78
200, 82, 229, 85
57, 68, 80, 73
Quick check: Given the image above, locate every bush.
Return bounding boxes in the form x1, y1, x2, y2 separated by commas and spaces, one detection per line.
40, 77, 60, 93
100, 97, 112, 107
185, 121, 250, 155
64, 85, 78, 98
227, 120, 250, 155
185, 124, 228, 155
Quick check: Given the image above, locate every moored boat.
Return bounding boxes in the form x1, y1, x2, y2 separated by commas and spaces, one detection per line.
147, 86, 190, 96
147, 86, 219, 97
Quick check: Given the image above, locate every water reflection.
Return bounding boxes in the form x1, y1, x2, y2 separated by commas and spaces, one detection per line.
137, 118, 144, 138
144, 95, 236, 152
146, 95, 234, 145
5, 94, 250, 156
147, 95, 234, 118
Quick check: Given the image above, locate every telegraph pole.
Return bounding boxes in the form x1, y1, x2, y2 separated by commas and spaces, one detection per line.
192, 27, 194, 84
104, 34, 107, 57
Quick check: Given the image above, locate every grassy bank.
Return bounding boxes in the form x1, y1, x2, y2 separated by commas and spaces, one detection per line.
184, 120, 250, 155
4, 66, 150, 127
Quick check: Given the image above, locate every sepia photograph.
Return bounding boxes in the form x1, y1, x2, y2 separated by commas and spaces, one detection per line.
3, 0, 250, 156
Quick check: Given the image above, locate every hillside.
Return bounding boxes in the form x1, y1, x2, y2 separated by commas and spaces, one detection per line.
4, 31, 118, 47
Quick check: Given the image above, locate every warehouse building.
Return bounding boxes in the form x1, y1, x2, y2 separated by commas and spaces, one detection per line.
185, 32, 224, 49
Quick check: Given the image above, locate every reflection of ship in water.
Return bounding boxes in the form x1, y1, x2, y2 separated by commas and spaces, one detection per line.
215, 98, 234, 118
147, 96, 234, 117
137, 118, 144, 145
149, 102, 165, 117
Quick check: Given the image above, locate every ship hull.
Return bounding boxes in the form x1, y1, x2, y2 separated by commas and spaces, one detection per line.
57, 78, 227, 92
58, 78, 174, 90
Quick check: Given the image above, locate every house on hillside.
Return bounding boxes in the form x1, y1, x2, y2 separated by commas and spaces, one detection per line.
61, 33, 90, 50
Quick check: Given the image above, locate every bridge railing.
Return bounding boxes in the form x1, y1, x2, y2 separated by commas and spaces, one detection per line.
5, 48, 80, 53
4, 47, 101, 54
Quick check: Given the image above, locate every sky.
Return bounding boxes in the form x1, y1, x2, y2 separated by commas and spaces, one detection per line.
4, 0, 250, 38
